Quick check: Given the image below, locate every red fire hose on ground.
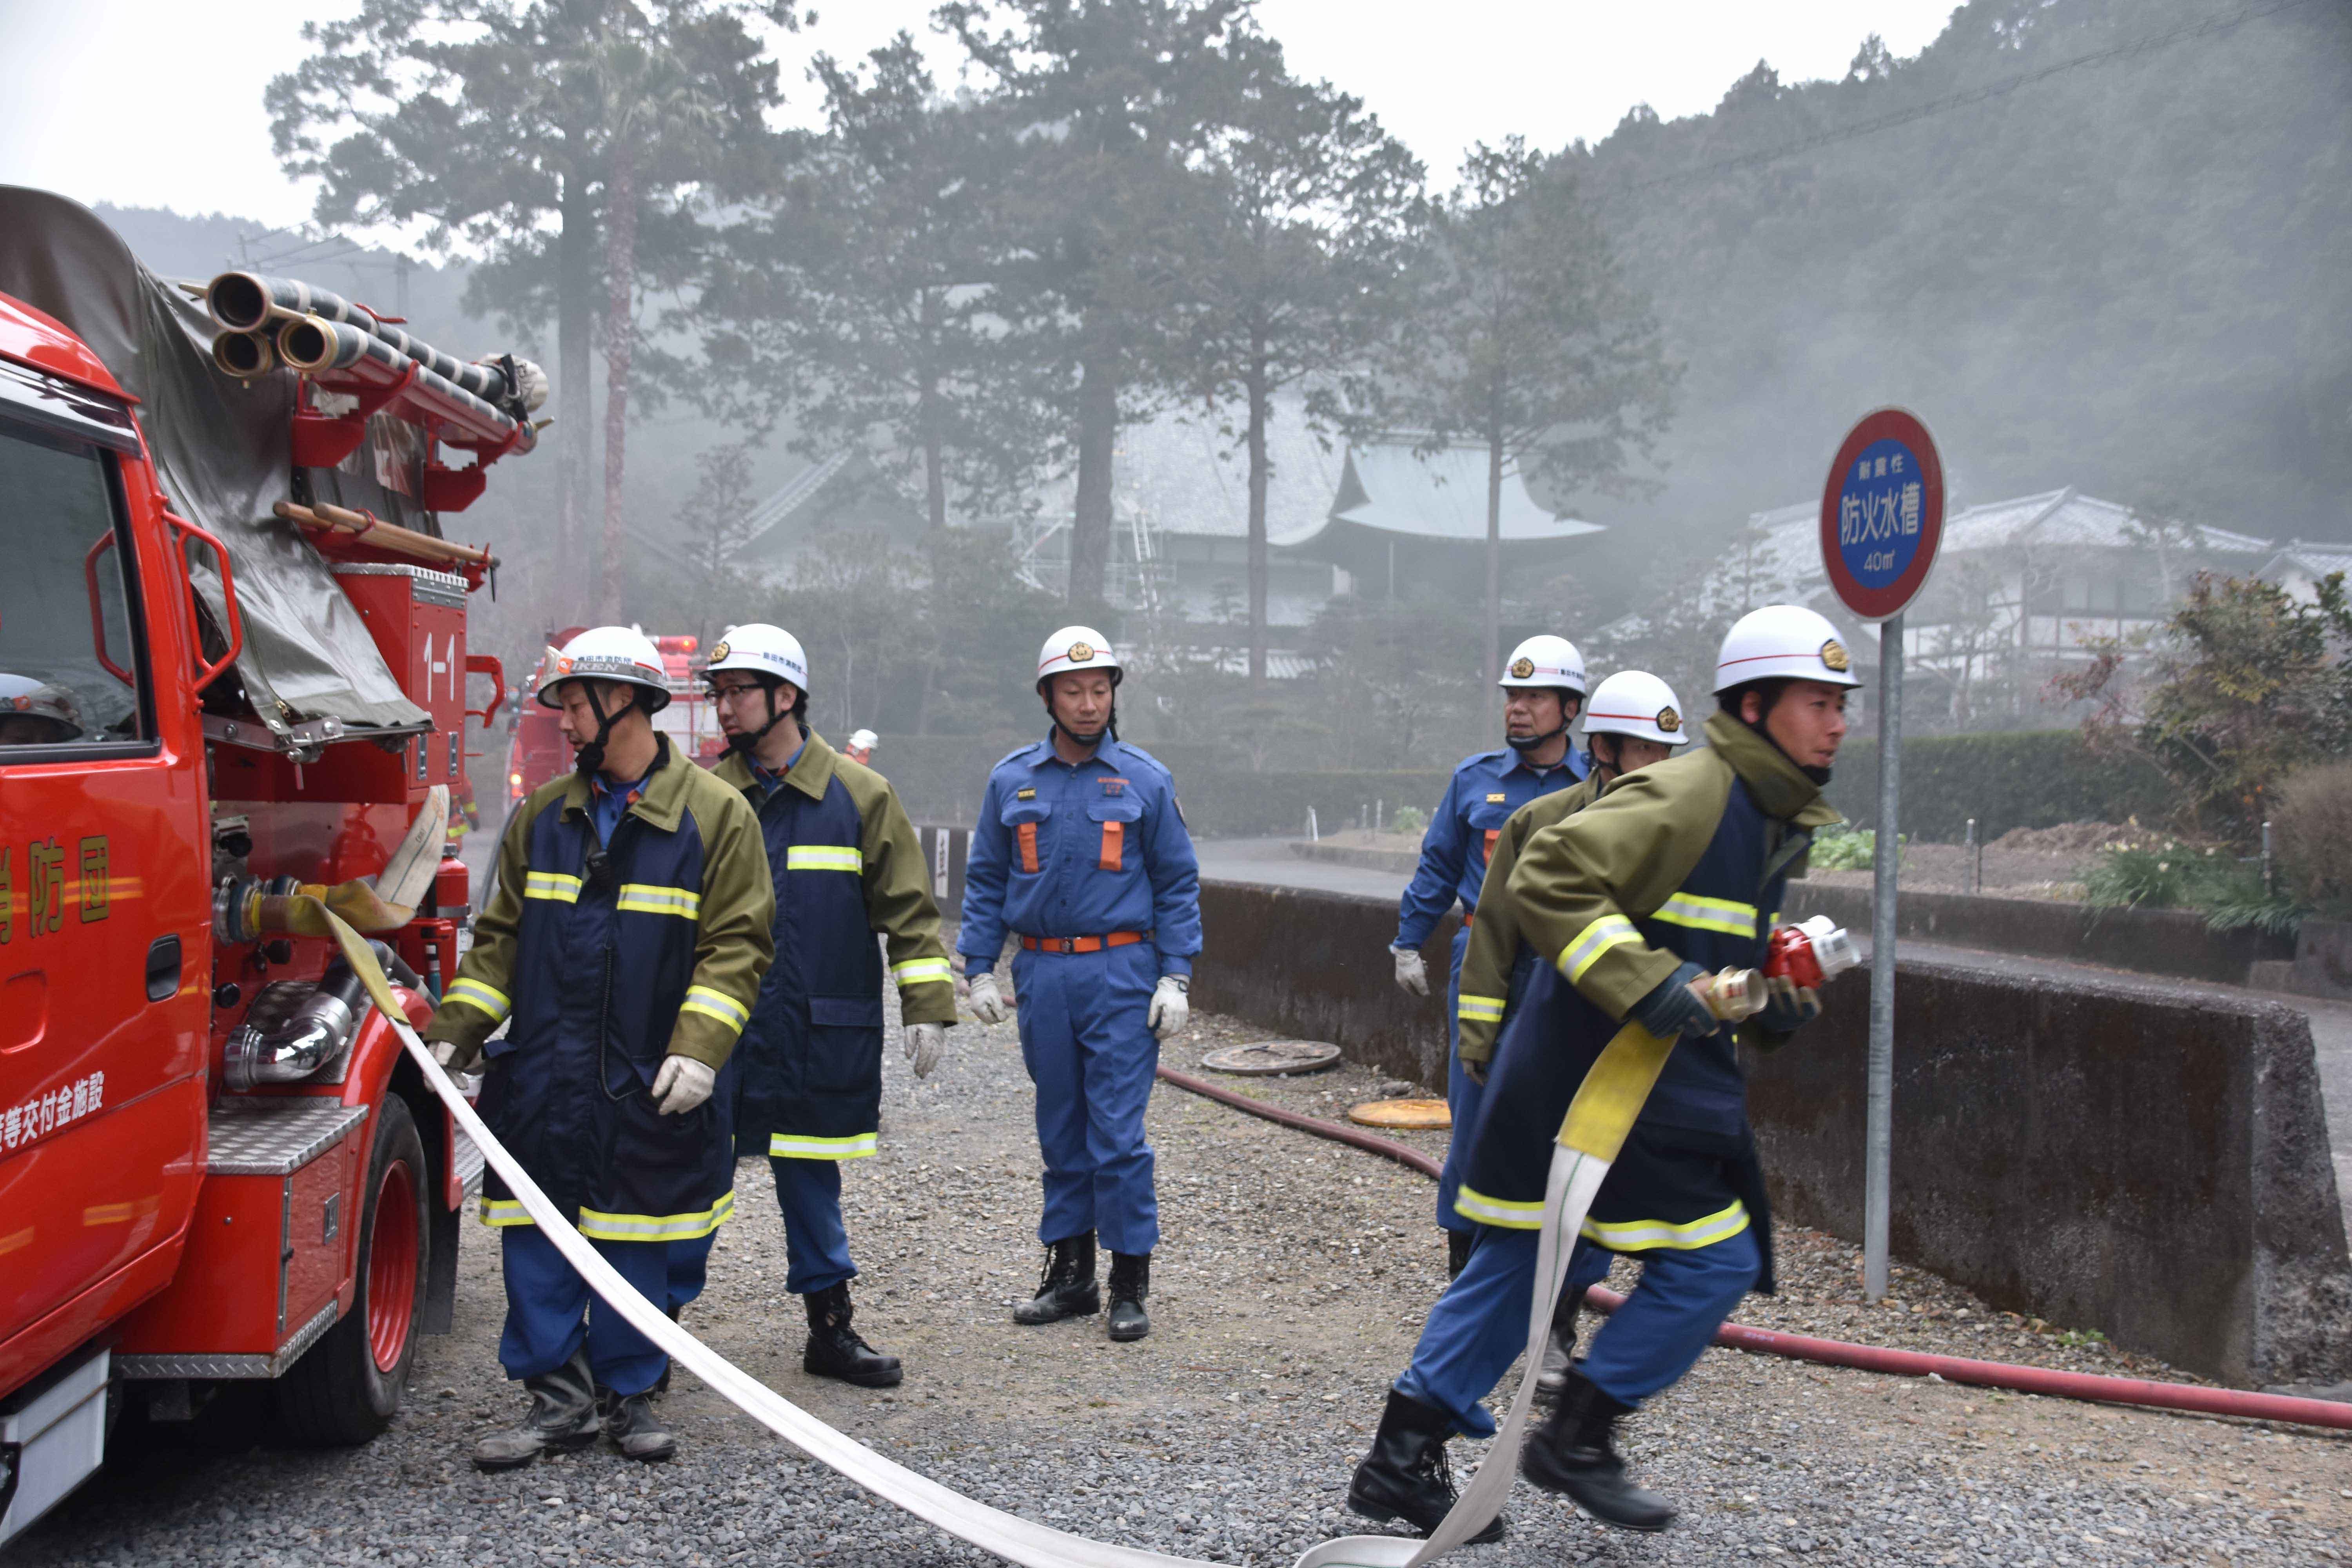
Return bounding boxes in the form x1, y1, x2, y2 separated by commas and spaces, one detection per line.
1154, 1065, 2352, 1432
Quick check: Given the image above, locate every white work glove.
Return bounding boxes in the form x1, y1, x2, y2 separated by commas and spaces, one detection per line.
1147, 975, 1191, 1041
965, 970, 1010, 1025
428, 1037, 479, 1077
1392, 945, 1430, 997
904, 1021, 947, 1078
651, 1054, 716, 1116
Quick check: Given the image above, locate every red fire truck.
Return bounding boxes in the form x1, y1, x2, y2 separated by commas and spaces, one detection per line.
505, 631, 719, 806
0, 189, 534, 1541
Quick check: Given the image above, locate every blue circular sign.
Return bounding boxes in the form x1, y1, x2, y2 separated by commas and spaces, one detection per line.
1819, 409, 1944, 622
1836, 437, 1927, 590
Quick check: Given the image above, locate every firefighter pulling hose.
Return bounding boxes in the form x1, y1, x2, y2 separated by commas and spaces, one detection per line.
323, 895, 1680, 1568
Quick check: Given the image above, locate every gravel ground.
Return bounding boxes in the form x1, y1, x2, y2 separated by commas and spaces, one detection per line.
19, 1000, 2348, 1567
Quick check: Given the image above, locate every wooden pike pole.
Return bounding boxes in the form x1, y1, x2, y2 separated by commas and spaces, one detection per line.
272, 500, 496, 571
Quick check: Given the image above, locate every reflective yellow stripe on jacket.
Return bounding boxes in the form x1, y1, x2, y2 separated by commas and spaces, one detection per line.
482, 1191, 739, 1240
890, 956, 953, 987
786, 844, 863, 873
768, 1131, 880, 1160
445, 976, 511, 1023
1651, 891, 1758, 937
524, 871, 582, 904
577, 1190, 737, 1242
1580, 1200, 1751, 1251
615, 882, 701, 919
1453, 1183, 1546, 1230
678, 984, 749, 1037
1456, 993, 1506, 1024
1559, 914, 1639, 984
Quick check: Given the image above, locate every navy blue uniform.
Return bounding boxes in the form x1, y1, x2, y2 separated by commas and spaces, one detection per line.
959, 735, 1201, 1254
694, 731, 956, 1297
1396, 746, 1586, 1232
427, 736, 773, 1396
1393, 714, 1837, 1436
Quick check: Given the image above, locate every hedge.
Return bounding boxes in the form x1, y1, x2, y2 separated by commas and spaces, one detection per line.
1822, 730, 2173, 842
866, 726, 2173, 845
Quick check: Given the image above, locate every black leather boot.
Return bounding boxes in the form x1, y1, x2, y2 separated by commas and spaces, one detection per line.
1445, 1228, 1473, 1280
1519, 1370, 1674, 1531
1533, 1285, 1587, 1402
1346, 1389, 1506, 1543
597, 1385, 678, 1462
1013, 1233, 1100, 1325
1106, 1252, 1150, 1341
472, 1349, 598, 1470
803, 1282, 904, 1387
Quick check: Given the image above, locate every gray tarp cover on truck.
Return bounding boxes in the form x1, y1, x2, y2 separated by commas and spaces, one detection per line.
0, 186, 425, 735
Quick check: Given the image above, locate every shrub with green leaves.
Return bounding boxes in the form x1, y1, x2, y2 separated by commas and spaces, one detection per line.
1809, 826, 1895, 871
1389, 804, 1428, 838
2084, 838, 2303, 936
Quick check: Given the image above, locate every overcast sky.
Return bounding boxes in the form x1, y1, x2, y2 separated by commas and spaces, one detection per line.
0, 0, 1958, 240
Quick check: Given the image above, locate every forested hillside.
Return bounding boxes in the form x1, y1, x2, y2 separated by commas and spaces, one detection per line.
1558, 0, 2352, 576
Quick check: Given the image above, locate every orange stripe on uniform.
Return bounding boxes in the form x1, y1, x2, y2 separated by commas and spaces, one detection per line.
1483, 828, 1500, 863
1099, 820, 1124, 872
1017, 821, 1040, 873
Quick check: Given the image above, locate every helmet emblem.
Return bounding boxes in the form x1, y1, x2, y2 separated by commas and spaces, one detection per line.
710, 640, 730, 662
1656, 706, 1681, 733
555, 655, 575, 675
10, 697, 26, 711
1068, 641, 1095, 663
1509, 656, 1535, 680
1820, 639, 1851, 673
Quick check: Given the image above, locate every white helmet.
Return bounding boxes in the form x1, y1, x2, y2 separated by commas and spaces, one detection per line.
707, 622, 810, 693
1036, 625, 1122, 687
1498, 634, 1587, 697
535, 625, 673, 713
847, 728, 878, 752
0, 673, 84, 741
1582, 670, 1689, 747
1713, 605, 1862, 694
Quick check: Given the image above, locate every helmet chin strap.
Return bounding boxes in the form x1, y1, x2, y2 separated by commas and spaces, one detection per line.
572, 683, 633, 778
1504, 691, 1573, 754
1043, 689, 1114, 750
725, 681, 799, 759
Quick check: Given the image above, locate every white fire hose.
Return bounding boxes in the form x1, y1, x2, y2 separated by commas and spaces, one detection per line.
327, 909, 1736, 1568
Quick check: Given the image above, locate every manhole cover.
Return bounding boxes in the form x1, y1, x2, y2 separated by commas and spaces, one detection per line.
1200, 1040, 1342, 1076
1347, 1098, 1452, 1130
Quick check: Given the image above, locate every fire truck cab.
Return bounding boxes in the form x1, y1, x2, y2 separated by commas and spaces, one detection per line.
0, 189, 530, 1543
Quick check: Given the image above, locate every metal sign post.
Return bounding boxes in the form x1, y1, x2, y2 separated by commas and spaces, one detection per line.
1866, 612, 1902, 1301
1819, 408, 1944, 1304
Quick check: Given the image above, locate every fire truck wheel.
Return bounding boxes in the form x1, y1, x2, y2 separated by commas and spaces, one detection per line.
276, 1093, 430, 1445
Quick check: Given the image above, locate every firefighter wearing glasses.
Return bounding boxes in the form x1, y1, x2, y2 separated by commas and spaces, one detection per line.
1392, 633, 1590, 1276
693, 622, 957, 1388
958, 627, 1201, 1343
425, 625, 774, 1470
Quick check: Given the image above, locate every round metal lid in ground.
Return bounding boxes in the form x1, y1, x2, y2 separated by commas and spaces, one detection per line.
1199, 1040, 1342, 1076
1346, 1098, 1452, 1130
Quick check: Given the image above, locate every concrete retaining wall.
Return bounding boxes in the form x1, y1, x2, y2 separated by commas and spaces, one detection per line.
1197, 879, 2352, 1388
1747, 960, 2351, 1387
1190, 881, 1457, 1089
1783, 881, 2293, 987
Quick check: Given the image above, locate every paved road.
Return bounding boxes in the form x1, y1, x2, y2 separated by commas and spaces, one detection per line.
1193, 836, 2352, 1247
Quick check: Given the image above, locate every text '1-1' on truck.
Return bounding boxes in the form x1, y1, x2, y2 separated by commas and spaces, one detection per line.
0, 186, 541, 1543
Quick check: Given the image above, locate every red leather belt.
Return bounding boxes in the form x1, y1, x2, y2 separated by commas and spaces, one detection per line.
1020, 932, 1146, 955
